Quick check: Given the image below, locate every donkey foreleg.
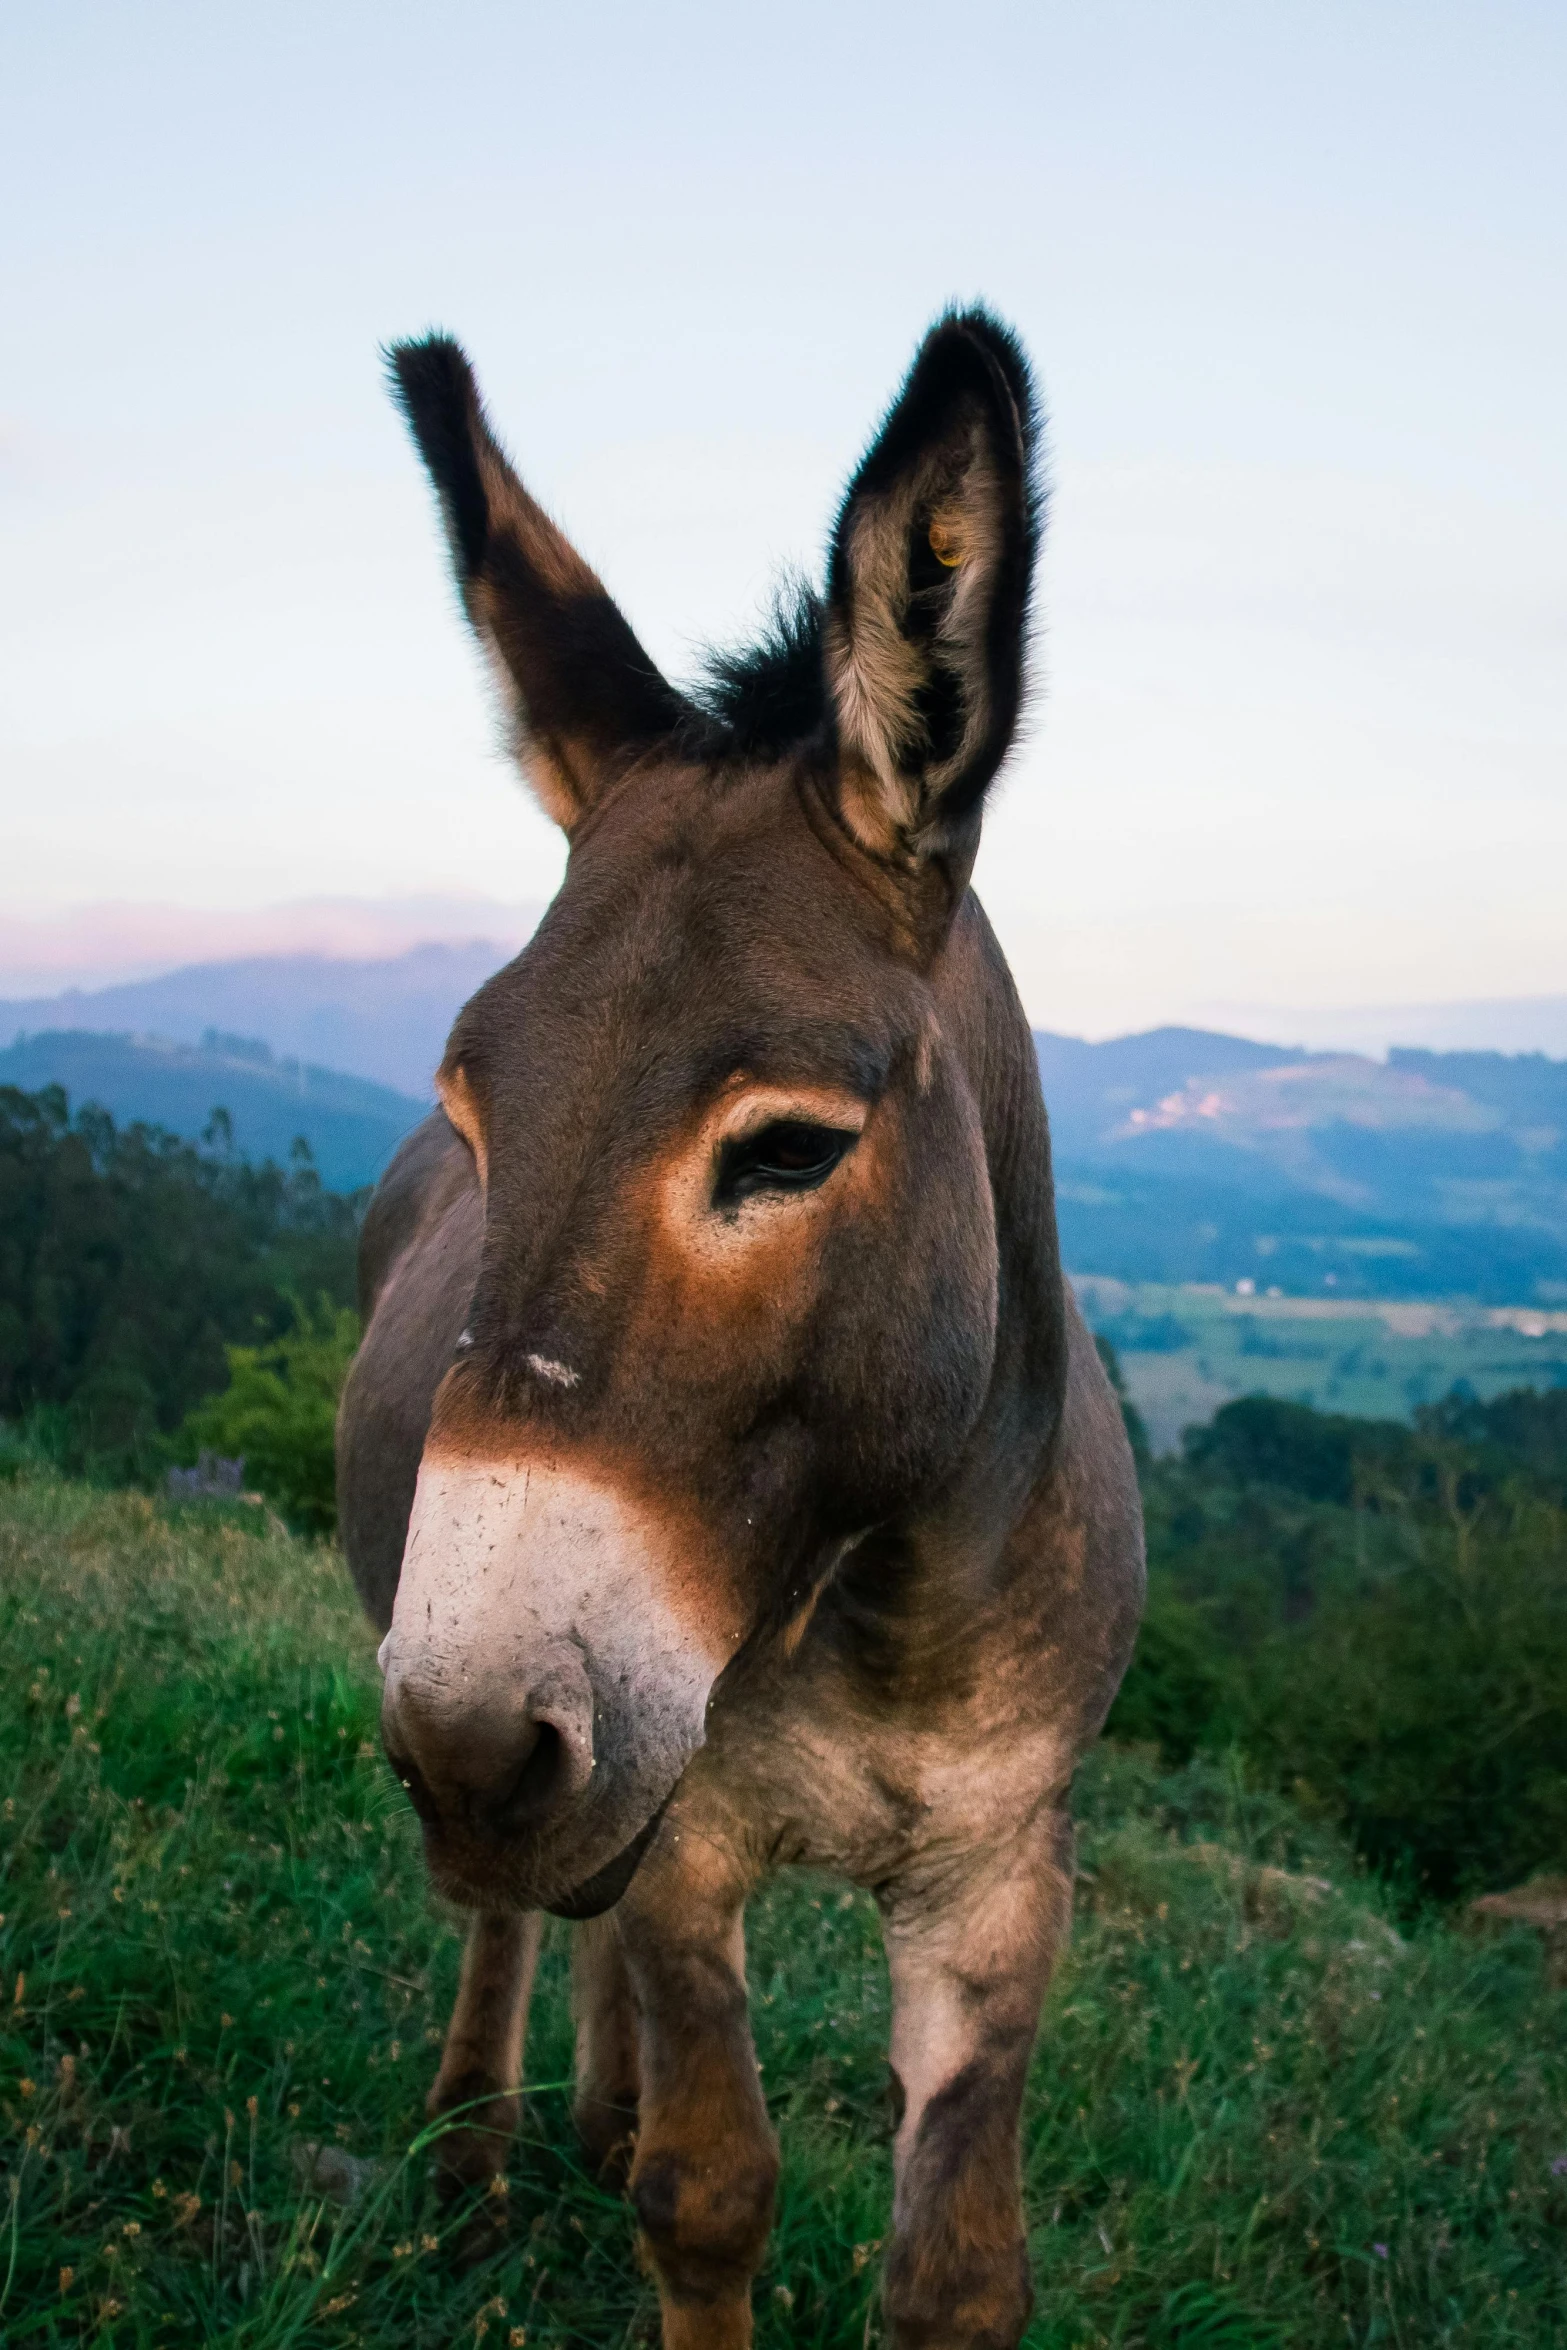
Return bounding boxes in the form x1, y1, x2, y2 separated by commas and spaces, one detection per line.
427, 1909, 542, 2197
619, 1868, 777, 2350
879, 1812, 1074, 2350
571, 1913, 641, 2180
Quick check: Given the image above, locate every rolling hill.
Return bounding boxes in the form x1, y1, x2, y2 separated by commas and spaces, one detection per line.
1038, 1027, 1567, 1305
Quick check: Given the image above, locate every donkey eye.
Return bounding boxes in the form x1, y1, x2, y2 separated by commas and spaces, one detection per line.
715, 1120, 858, 1205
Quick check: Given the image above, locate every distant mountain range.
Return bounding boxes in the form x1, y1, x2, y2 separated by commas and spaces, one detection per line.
1036, 1028, 1567, 1304
3, 948, 1564, 1302
0, 942, 504, 1098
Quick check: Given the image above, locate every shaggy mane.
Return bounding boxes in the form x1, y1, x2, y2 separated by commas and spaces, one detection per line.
684, 576, 827, 760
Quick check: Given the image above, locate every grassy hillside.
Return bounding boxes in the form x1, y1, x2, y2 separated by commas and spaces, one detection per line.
1, 1476, 1563, 2346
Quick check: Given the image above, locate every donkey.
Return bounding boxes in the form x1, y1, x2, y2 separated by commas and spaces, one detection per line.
337, 309, 1145, 2349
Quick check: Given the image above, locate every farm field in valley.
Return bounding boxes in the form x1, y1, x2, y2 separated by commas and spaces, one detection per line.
1075, 1278, 1567, 1455
2, 1477, 1564, 2347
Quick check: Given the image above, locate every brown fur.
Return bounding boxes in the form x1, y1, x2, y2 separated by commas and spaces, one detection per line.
340, 311, 1145, 2346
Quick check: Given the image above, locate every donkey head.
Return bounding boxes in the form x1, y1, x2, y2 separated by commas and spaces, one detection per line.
378, 313, 1043, 1914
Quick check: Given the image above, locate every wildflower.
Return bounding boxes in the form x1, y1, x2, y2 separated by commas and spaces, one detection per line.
1552, 2155, 1567, 2178
59, 2267, 74, 2293
488, 2174, 510, 2199
122, 2221, 141, 2239
510, 2333, 527, 2347
19, 2078, 35, 2098
420, 2233, 439, 2254
1374, 2243, 1389, 2260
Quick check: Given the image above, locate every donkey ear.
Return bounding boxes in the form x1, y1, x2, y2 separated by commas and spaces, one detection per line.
389, 335, 686, 832
823, 311, 1042, 861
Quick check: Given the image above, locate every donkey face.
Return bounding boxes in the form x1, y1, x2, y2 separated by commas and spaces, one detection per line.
378, 315, 1043, 1914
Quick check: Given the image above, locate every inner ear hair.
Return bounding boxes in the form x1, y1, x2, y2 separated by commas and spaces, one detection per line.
824, 311, 1041, 864
389, 334, 687, 831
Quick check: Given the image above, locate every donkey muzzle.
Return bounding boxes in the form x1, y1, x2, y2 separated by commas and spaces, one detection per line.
379, 1450, 728, 1911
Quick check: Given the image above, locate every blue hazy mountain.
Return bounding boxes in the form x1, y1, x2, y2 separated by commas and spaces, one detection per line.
1037, 1027, 1567, 1304
0, 941, 507, 1098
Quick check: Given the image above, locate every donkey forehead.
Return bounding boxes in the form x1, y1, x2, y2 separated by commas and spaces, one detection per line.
449, 763, 924, 1111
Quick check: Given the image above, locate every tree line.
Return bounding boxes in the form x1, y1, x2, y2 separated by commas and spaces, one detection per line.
0, 1083, 359, 1486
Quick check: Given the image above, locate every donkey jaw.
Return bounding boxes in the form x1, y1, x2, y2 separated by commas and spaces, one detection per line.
380, 1453, 735, 1909
418, 1778, 675, 1920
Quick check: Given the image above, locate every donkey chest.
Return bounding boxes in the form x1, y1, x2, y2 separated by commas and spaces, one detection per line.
677, 1651, 1076, 1893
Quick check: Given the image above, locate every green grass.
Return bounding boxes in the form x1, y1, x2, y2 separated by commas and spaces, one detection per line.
1, 1476, 1564, 2347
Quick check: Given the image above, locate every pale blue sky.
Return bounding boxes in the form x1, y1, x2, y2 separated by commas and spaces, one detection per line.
3, 1, 1563, 1033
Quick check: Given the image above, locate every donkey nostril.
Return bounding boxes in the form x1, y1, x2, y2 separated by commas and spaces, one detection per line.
381, 1656, 594, 1840
491, 1713, 593, 1830
499, 1719, 565, 1823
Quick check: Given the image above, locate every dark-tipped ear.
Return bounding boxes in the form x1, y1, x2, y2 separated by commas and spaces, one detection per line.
389, 335, 686, 831
823, 310, 1042, 861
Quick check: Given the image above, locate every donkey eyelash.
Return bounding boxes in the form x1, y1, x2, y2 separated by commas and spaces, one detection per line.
713, 1120, 859, 1207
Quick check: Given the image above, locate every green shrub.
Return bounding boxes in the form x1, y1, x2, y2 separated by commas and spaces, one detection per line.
1128, 1387, 1567, 1898
176, 1298, 358, 1534
1242, 1496, 1567, 1899
1182, 1392, 1413, 1505
1103, 1573, 1236, 1762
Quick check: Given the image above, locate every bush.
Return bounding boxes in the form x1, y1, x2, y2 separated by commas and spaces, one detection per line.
1127, 1384, 1567, 1899
1103, 1573, 1236, 1762
1182, 1392, 1412, 1504
1242, 1496, 1567, 1899
176, 1298, 358, 1535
